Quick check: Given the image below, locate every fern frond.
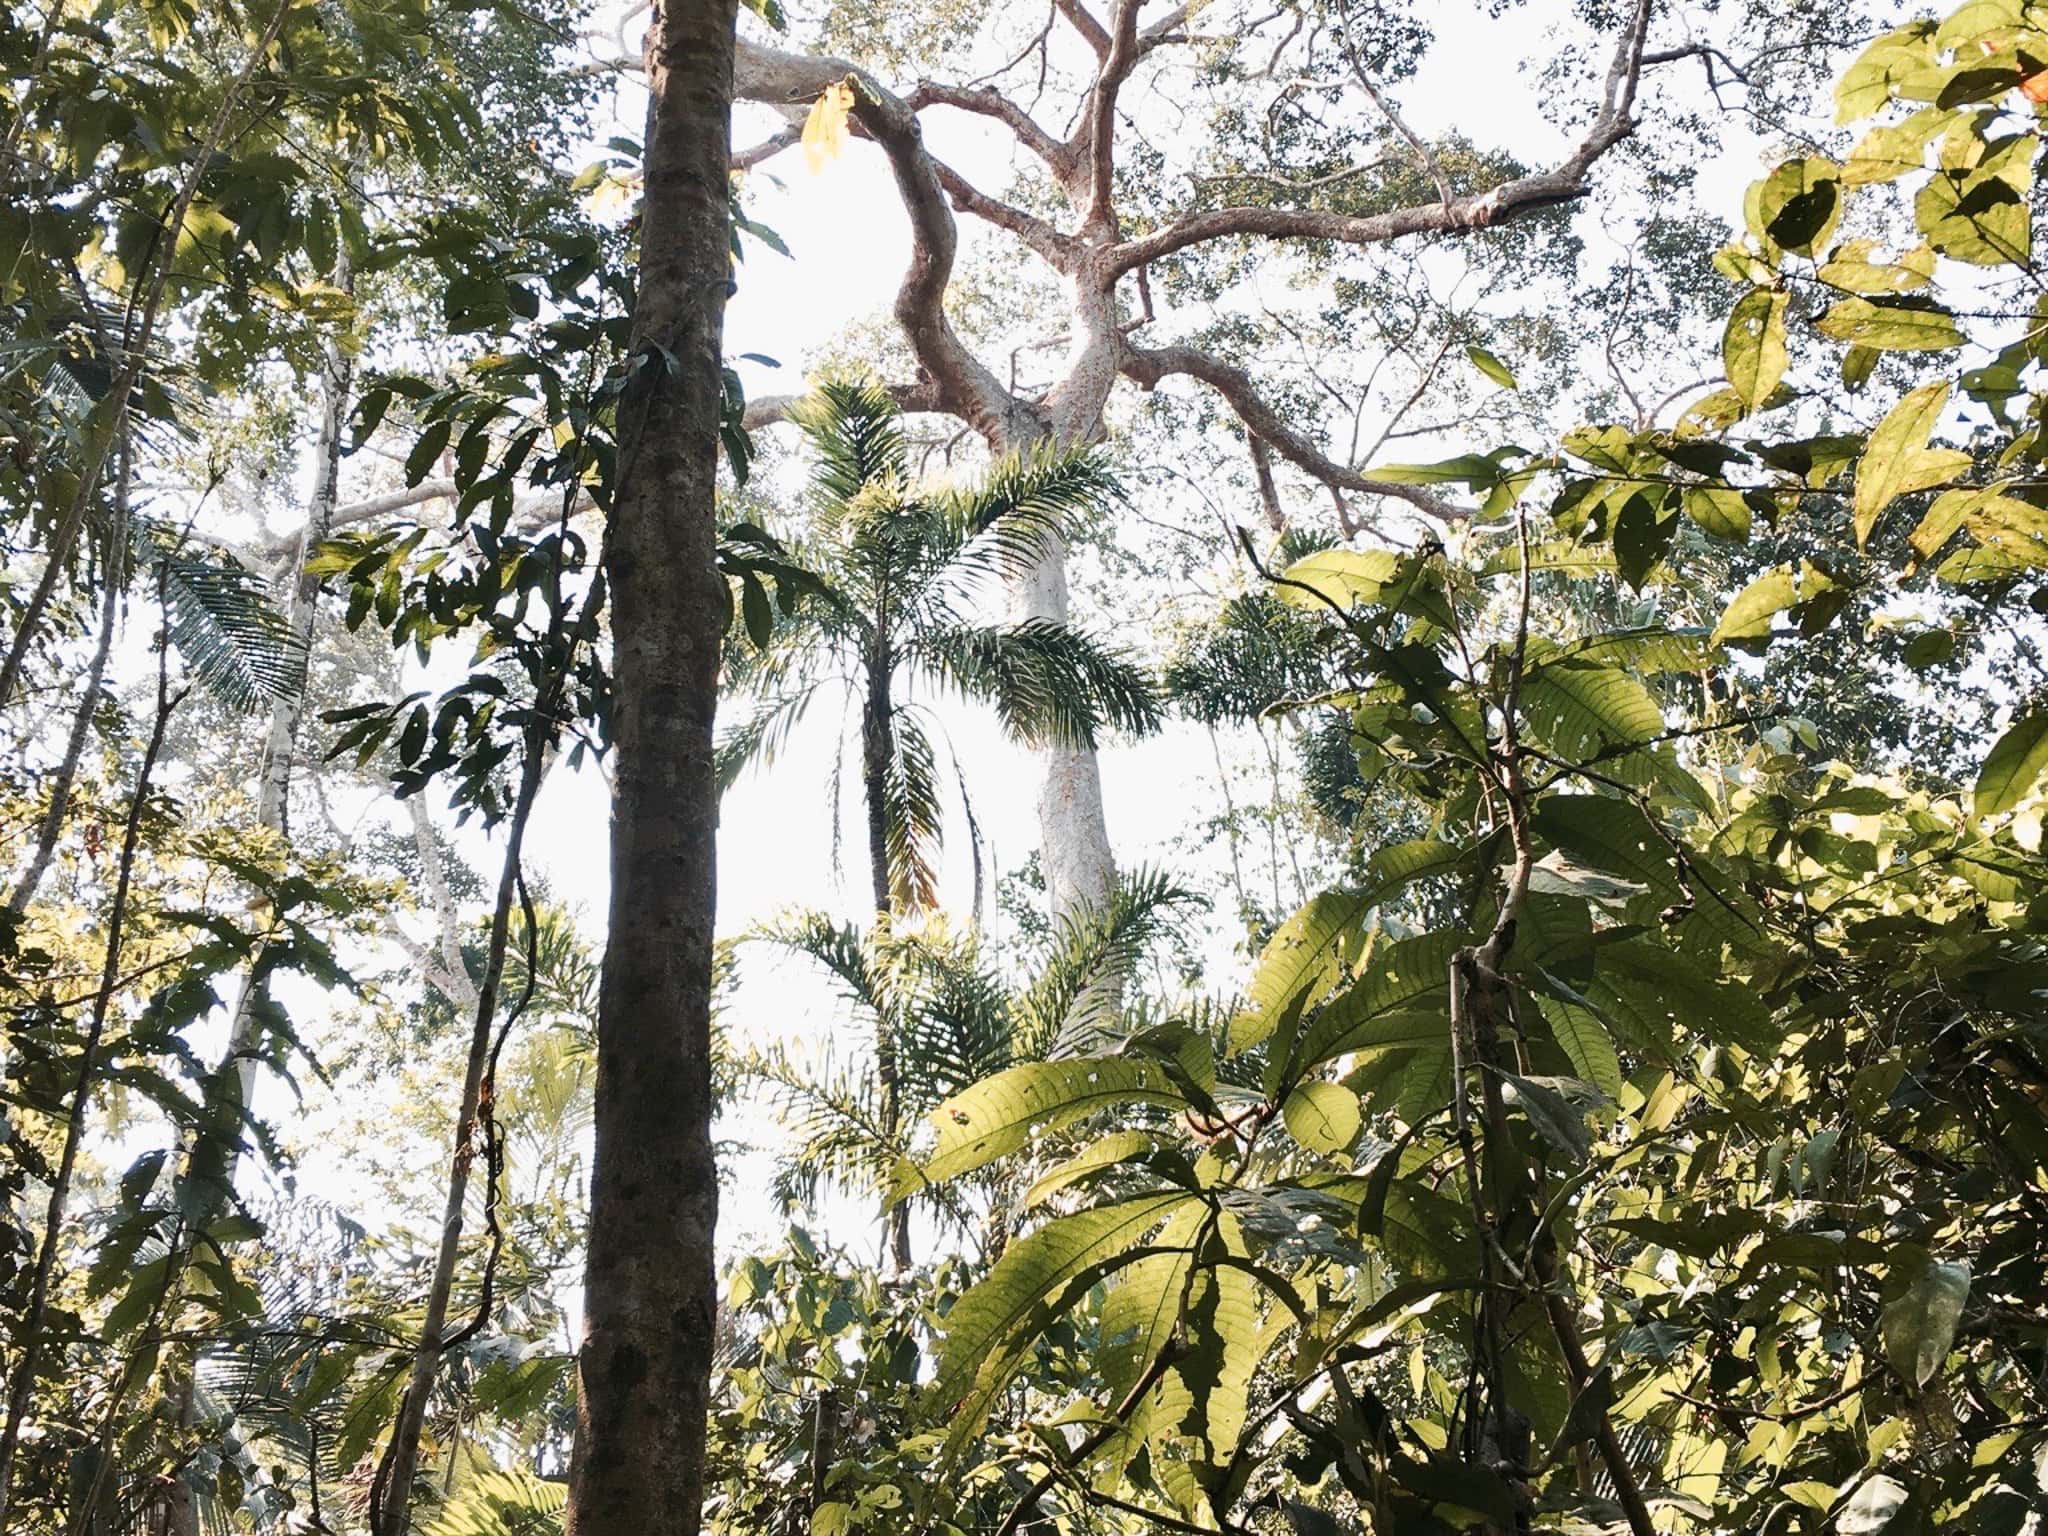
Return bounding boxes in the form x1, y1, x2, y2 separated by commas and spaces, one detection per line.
133, 521, 307, 712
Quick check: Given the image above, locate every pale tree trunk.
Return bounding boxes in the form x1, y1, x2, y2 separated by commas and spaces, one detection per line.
256, 245, 354, 839
564, 0, 734, 1531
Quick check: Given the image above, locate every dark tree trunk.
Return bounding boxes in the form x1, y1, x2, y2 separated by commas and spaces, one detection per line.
563, 1, 735, 1533
859, 650, 913, 1272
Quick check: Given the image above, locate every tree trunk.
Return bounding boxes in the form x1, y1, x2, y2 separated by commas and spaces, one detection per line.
563, 0, 735, 1532
859, 649, 912, 1272
1011, 533, 1116, 917
256, 244, 354, 840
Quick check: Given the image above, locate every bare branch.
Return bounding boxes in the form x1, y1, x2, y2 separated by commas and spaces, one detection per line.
1103, 0, 1659, 277
1119, 340, 1467, 523
906, 80, 1074, 179
733, 116, 803, 170
1081, 0, 1144, 230
742, 379, 945, 429
931, 157, 1078, 268
733, 39, 1036, 444
1051, 0, 1111, 57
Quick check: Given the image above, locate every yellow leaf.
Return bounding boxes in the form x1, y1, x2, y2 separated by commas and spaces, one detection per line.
802, 80, 855, 176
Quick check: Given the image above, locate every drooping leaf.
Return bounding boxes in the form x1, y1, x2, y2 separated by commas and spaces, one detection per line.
1975, 710, 2048, 816
894, 1058, 1190, 1201
1852, 381, 1970, 546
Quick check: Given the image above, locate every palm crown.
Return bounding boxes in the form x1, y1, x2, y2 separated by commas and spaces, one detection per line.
717, 379, 1163, 917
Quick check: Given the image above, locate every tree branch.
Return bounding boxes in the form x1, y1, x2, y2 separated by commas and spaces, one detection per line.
1081, 0, 1144, 230
742, 379, 944, 428
1102, 0, 1658, 276
734, 39, 1038, 443
906, 80, 1075, 180
1050, 0, 1111, 56
1119, 340, 1467, 524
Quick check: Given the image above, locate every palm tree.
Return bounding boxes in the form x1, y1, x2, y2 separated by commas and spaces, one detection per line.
743, 870, 1201, 1268
717, 379, 1162, 920
719, 381, 1163, 1265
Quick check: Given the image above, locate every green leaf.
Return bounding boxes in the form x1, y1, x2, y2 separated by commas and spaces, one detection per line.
1818, 238, 1936, 293
1682, 486, 1754, 541
1275, 548, 1405, 610
894, 1059, 1190, 1201
1532, 991, 1622, 1100
1024, 1131, 1194, 1209
1837, 1473, 1909, 1534
1713, 564, 1798, 645
1467, 345, 1517, 389
1521, 660, 1666, 763
1853, 381, 1970, 546
1817, 298, 1965, 352
1749, 157, 1843, 255
1916, 134, 2033, 266
1975, 710, 2048, 817
1295, 931, 1456, 1071
1842, 110, 1955, 184
1356, 453, 1501, 488
934, 1192, 1196, 1448
1232, 838, 1470, 1056
1498, 1071, 1596, 1160
1834, 22, 1936, 123
1281, 1080, 1361, 1155
1723, 289, 1789, 413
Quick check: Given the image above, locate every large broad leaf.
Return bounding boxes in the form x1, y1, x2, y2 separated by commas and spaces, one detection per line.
1882, 1257, 1970, 1388
1853, 381, 1971, 546
1275, 548, 1405, 609
1837, 1473, 1910, 1534
1281, 1080, 1362, 1154
1724, 288, 1789, 410
1233, 838, 1471, 1056
1915, 134, 2033, 265
893, 1058, 1190, 1201
1521, 659, 1665, 764
1747, 157, 1842, 256
1023, 1130, 1197, 1209
1843, 108, 1953, 183
1144, 1210, 1261, 1517
1816, 297, 1965, 352
1532, 991, 1623, 1099
1976, 710, 2048, 817
935, 1191, 1196, 1456
1294, 930, 1457, 1074
1531, 796, 1759, 955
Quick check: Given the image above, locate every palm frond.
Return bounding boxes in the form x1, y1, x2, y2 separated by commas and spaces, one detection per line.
888, 928, 1014, 1103
883, 712, 944, 913
420, 1470, 566, 1536
750, 910, 878, 1014
907, 619, 1163, 749
133, 521, 307, 712
792, 378, 907, 512
1019, 866, 1205, 1058
713, 678, 838, 794
929, 443, 1122, 585
743, 1041, 901, 1214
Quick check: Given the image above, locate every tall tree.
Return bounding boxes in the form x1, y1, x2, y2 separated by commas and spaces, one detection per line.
565, 0, 736, 1531
711, 0, 1671, 919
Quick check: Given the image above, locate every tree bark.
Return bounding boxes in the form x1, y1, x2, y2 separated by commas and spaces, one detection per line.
564, 0, 735, 1532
